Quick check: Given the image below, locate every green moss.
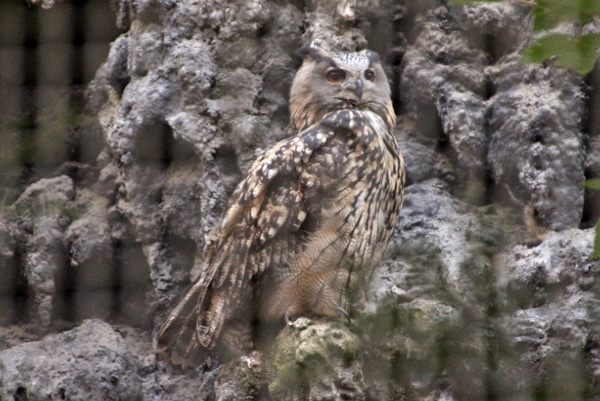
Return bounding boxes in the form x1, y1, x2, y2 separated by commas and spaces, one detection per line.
268, 318, 362, 400
2, 198, 83, 221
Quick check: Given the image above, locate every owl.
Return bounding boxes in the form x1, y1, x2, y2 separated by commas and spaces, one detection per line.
154, 46, 405, 368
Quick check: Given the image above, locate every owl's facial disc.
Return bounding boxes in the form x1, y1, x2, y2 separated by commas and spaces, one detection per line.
323, 66, 362, 106
333, 71, 368, 108
335, 81, 362, 107
290, 47, 392, 128
317, 53, 380, 109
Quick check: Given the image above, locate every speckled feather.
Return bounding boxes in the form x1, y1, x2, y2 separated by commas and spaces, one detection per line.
154, 47, 405, 368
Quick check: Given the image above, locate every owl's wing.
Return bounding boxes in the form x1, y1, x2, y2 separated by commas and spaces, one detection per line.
154, 113, 355, 368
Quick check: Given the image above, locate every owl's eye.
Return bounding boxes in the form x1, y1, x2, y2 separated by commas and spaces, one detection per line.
326, 69, 346, 83
364, 69, 375, 81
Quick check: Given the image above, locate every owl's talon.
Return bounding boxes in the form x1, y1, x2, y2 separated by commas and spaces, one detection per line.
284, 309, 297, 325
335, 306, 352, 323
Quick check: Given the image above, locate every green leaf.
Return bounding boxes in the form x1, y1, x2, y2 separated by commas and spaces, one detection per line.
520, 33, 600, 75
592, 219, 600, 260
534, 0, 600, 31
582, 178, 600, 190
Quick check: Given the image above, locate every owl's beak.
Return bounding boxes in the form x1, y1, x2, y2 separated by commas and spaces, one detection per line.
338, 78, 364, 107
354, 78, 363, 100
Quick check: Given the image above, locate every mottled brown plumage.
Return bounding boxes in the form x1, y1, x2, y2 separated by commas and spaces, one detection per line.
153, 47, 405, 368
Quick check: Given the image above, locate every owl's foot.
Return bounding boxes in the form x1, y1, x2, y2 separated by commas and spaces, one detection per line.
284, 304, 303, 325
334, 305, 352, 324
285, 305, 352, 326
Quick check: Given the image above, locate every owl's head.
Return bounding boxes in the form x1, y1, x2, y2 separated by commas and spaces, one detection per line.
289, 47, 394, 132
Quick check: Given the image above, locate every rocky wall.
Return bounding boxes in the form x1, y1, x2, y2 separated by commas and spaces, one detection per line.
1, 0, 599, 400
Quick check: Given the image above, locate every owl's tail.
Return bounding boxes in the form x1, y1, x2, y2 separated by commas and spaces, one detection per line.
153, 278, 225, 368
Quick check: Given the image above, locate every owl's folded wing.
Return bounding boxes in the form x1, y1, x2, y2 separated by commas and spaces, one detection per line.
153, 116, 354, 367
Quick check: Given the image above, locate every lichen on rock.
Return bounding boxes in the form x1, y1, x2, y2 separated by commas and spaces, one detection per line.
269, 318, 365, 401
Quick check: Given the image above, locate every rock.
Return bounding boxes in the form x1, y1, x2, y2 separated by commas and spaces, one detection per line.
0, 219, 21, 326
487, 62, 586, 231
0, 320, 142, 401
1, 0, 599, 400
269, 318, 366, 401
214, 352, 265, 401
434, 83, 487, 202
371, 183, 510, 301
361, 299, 467, 400
367, 187, 599, 399
13, 176, 75, 326
498, 229, 600, 398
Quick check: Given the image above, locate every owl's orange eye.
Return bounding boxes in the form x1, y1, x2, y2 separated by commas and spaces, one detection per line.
364, 69, 375, 81
326, 69, 346, 83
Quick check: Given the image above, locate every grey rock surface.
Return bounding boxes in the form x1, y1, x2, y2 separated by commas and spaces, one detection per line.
0, 0, 599, 400
270, 318, 366, 401
0, 320, 142, 401
12, 175, 75, 326
487, 62, 586, 231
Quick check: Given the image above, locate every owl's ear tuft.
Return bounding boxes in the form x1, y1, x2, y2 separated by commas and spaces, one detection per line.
299, 47, 331, 62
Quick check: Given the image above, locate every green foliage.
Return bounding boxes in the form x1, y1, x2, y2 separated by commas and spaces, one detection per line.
583, 178, 600, 190
593, 220, 600, 260
448, 1, 600, 256
450, 0, 600, 74
521, 33, 600, 74
533, 0, 600, 30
